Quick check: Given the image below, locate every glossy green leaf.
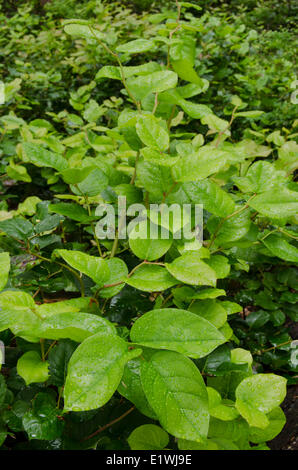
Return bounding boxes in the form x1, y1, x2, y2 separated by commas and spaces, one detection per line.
249, 407, 286, 443
129, 220, 172, 261
49, 203, 93, 223
59, 166, 95, 184
0, 252, 10, 291
126, 264, 178, 292
7, 160, 31, 182
33, 312, 116, 342
189, 300, 227, 328
64, 333, 142, 411
178, 438, 219, 450
205, 255, 230, 279
95, 62, 161, 81
207, 209, 251, 245
136, 115, 169, 151
22, 393, 64, 440
165, 253, 217, 287
172, 146, 228, 182
64, 22, 104, 41
235, 110, 264, 118
98, 258, 128, 298
233, 161, 285, 194
23, 142, 68, 172
130, 308, 226, 358
183, 180, 235, 217
118, 357, 156, 419
0, 218, 34, 240
17, 351, 49, 385
141, 350, 209, 441
54, 249, 110, 286
70, 168, 109, 197
248, 188, 298, 218
262, 233, 298, 262
191, 288, 226, 300
235, 374, 287, 428
116, 39, 155, 54
127, 70, 178, 101
207, 387, 239, 421
128, 424, 169, 450
36, 297, 93, 318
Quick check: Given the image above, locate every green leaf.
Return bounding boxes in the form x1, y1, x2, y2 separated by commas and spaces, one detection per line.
207, 387, 239, 421
95, 62, 161, 81
275, 141, 298, 174
49, 203, 94, 223
141, 147, 179, 166
231, 348, 253, 366
136, 115, 169, 151
0, 290, 35, 309
129, 220, 172, 261
33, 312, 116, 342
17, 351, 49, 385
233, 161, 285, 194
136, 160, 174, 200
128, 424, 169, 450
172, 146, 228, 182
0, 291, 41, 338
54, 249, 110, 286
262, 234, 298, 262
36, 297, 93, 318
23, 393, 64, 440
59, 166, 95, 184
235, 110, 264, 118
70, 168, 109, 197
190, 288, 226, 300
189, 300, 227, 328
208, 416, 249, 442
248, 188, 298, 219
64, 333, 142, 411
130, 308, 226, 358
141, 350, 209, 441
118, 358, 156, 419
23, 142, 68, 172
178, 438, 219, 450
170, 36, 203, 86
98, 258, 128, 298
235, 374, 287, 428
178, 100, 212, 119
126, 264, 178, 292
165, 253, 217, 287
116, 39, 155, 54
0, 218, 34, 240
17, 196, 41, 216
7, 160, 31, 182
205, 255, 230, 279
249, 407, 286, 443
64, 22, 104, 41
48, 340, 77, 387
183, 180, 235, 217
207, 209, 251, 245
34, 214, 62, 234
127, 70, 178, 101
221, 301, 242, 315
0, 252, 10, 291
83, 99, 103, 122
201, 114, 230, 133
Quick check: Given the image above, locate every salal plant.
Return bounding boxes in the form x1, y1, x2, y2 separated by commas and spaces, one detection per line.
0, 2, 296, 450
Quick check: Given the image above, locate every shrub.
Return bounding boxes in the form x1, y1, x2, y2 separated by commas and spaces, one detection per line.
0, 1, 297, 450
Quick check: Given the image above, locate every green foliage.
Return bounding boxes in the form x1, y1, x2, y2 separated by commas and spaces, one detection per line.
0, 0, 296, 451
